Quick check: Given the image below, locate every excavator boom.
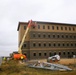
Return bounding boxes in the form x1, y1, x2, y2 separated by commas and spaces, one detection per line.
18, 20, 36, 54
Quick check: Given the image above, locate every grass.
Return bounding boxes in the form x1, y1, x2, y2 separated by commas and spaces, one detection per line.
0, 60, 76, 75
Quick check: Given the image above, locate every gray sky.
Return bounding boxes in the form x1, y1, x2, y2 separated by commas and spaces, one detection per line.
0, 0, 76, 56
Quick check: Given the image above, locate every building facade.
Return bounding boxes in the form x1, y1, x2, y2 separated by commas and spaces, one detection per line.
17, 21, 76, 59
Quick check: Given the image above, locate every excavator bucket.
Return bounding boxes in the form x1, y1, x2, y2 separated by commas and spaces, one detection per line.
28, 20, 37, 27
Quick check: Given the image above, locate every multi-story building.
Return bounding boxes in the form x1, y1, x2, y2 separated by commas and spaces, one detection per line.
17, 21, 76, 59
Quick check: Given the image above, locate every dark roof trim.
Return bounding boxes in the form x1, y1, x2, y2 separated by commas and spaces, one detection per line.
17, 21, 76, 31
17, 22, 28, 31
35, 21, 76, 26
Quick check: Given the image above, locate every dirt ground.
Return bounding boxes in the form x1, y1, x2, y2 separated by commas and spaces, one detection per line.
59, 58, 76, 65
36, 58, 76, 65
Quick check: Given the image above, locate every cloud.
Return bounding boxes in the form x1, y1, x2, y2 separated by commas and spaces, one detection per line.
0, 0, 76, 56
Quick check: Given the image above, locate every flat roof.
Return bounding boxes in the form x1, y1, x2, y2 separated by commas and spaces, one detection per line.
17, 21, 76, 31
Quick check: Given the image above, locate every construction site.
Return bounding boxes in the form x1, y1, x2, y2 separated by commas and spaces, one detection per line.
17, 20, 76, 59
0, 20, 76, 75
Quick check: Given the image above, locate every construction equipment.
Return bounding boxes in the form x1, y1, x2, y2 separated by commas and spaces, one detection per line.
47, 55, 60, 63
11, 20, 36, 60
10, 52, 27, 60
28, 61, 72, 71
18, 20, 36, 54
13, 54, 27, 60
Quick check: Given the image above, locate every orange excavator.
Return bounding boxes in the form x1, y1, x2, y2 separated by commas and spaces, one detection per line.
13, 20, 36, 60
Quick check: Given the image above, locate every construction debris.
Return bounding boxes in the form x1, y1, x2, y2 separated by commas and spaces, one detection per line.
47, 55, 60, 63
28, 61, 72, 71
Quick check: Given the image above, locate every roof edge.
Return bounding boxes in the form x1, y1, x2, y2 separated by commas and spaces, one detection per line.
17, 22, 28, 31
34, 21, 76, 26
17, 21, 76, 31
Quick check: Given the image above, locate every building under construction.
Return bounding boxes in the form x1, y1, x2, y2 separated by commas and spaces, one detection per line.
17, 21, 76, 59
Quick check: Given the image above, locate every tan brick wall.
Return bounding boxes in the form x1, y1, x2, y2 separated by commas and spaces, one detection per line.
18, 21, 76, 59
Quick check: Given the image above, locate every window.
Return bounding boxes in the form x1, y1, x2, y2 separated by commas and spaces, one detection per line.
71, 43, 73, 46
49, 43, 51, 46
39, 53, 41, 56
24, 44, 26, 47
65, 27, 67, 30
59, 52, 61, 55
44, 43, 46, 47
57, 26, 59, 30
53, 35, 55, 38
24, 53, 27, 56
38, 25, 40, 29
32, 26, 35, 29
48, 26, 50, 29
69, 27, 71, 31
67, 43, 69, 46
52, 26, 54, 30
54, 52, 56, 55
49, 52, 51, 56
63, 44, 65, 46
70, 35, 72, 38
43, 34, 46, 38
43, 25, 45, 29
57, 35, 60, 38
73, 27, 75, 31
38, 34, 41, 38
33, 53, 36, 56
53, 43, 56, 46
44, 53, 47, 56
61, 27, 63, 30
48, 35, 50, 38
39, 43, 41, 47
63, 52, 65, 55
33, 43, 36, 47
62, 35, 64, 38
72, 52, 74, 55
66, 35, 68, 38
33, 33, 35, 37
74, 36, 76, 38
58, 43, 60, 46
68, 52, 70, 55
24, 26, 26, 30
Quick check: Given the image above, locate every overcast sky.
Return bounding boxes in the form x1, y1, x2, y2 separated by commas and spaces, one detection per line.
0, 0, 76, 56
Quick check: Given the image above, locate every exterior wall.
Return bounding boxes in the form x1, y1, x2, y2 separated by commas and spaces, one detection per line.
28, 50, 76, 59
18, 23, 30, 59
18, 23, 30, 46
18, 21, 76, 59
30, 23, 76, 33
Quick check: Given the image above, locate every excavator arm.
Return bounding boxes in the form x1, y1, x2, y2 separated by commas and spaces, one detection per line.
18, 20, 36, 54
